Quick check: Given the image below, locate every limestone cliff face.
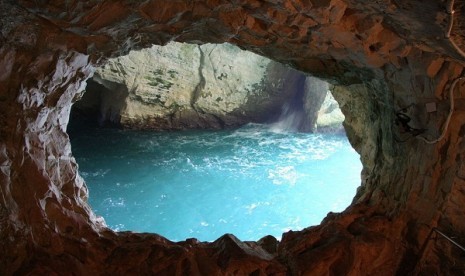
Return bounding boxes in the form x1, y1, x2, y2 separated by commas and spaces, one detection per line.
87, 42, 304, 129
77, 42, 340, 132
1, 0, 465, 275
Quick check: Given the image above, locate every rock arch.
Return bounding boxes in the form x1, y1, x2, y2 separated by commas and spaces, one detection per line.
1, 0, 464, 274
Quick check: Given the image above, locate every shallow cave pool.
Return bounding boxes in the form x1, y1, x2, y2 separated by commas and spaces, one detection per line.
70, 123, 362, 242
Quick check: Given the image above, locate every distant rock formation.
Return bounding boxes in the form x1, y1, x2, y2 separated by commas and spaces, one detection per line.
72, 42, 344, 132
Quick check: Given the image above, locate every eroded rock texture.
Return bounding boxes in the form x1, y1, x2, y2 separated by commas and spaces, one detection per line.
1, 0, 465, 275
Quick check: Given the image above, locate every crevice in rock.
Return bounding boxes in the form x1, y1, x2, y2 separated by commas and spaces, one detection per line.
191, 45, 207, 115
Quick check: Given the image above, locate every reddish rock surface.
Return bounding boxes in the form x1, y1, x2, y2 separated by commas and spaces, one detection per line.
1, 0, 465, 275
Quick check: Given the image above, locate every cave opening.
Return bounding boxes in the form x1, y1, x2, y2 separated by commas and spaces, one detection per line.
67, 42, 362, 242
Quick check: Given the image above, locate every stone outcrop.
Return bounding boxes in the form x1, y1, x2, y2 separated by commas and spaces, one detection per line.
73, 42, 341, 132
1, 0, 465, 275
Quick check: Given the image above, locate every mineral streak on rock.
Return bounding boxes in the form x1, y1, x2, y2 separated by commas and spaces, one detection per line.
1, 0, 465, 274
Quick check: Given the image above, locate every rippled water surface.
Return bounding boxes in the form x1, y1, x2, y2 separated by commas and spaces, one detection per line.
71, 123, 362, 241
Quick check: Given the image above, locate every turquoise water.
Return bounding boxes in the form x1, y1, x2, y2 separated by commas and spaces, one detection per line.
71, 123, 361, 242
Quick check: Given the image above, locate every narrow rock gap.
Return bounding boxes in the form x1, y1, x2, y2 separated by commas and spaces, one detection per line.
191, 45, 206, 114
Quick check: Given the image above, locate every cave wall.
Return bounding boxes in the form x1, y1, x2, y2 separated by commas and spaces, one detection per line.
1, 0, 465, 274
